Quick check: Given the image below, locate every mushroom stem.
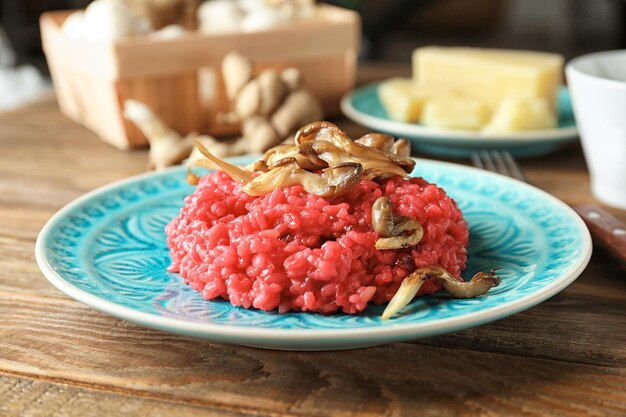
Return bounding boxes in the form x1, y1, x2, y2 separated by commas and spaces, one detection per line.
424, 267, 501, 298
381, 272, 428, 320
123, 99, 193, 171
381, 267, 500, 320
193, 139, 253, 184
186, 165, 200, 185
222, 51, 253, 102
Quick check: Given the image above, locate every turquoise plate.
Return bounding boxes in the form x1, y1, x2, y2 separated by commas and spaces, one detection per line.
341, 84, 578, 158
36, 157, 591, 350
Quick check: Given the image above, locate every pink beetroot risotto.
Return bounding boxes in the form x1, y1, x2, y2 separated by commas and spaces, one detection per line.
166, 170, 468, 314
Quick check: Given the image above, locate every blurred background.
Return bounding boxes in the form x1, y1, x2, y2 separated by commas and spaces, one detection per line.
0, 0, 624, 111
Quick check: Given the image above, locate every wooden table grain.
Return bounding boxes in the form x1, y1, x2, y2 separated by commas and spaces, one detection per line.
2, 71, 626, 416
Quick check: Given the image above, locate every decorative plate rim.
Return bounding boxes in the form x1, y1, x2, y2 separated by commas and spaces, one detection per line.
340, 83, 579, 144
35, 159, 592, 343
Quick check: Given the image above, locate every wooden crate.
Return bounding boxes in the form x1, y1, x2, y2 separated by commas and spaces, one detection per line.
40, 5, 360, 149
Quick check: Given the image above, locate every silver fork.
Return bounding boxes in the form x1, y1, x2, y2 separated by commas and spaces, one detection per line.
471, 150, 626, 268
470, 150, 529, 183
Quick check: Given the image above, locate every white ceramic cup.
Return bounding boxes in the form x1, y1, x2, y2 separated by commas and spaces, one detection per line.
566, 50, 626, 210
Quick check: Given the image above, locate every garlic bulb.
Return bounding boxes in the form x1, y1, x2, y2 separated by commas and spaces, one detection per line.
83, 0, 152, 42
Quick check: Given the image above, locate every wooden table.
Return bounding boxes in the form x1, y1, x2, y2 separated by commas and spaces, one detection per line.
2, 74, 626, 416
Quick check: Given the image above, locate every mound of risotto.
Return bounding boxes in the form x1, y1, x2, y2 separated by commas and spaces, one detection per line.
166, 122, 498, 319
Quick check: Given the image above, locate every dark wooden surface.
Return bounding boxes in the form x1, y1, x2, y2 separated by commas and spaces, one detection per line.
1, 67, 626, 416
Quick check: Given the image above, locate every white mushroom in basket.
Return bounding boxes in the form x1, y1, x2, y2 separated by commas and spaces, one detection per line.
198, 0, 317, 34
82, 0, 153, 42
198, 0, 245, 34
218, 51, 323, 156
123, 99, 233, 176
123, 100, 193, 171
123, 51, 323, 172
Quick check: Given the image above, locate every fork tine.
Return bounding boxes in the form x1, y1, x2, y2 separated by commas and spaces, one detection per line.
471, 150, 530, 184
470, 152, 484, 169
480, 151, 497, 172
502, 151, 529, 183
471, 151, 495, 172
490, 150, 511, 177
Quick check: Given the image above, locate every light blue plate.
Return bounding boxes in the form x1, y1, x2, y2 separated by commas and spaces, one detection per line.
36, 157, 591, 350
341, 84, 578, 158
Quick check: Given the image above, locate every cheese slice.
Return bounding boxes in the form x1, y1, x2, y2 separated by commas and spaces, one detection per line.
413, 47, 563, 111
482, 97, 557, 134
378, 78, 422, 122
420, 96, 490, 130
378, 78, 456, 122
